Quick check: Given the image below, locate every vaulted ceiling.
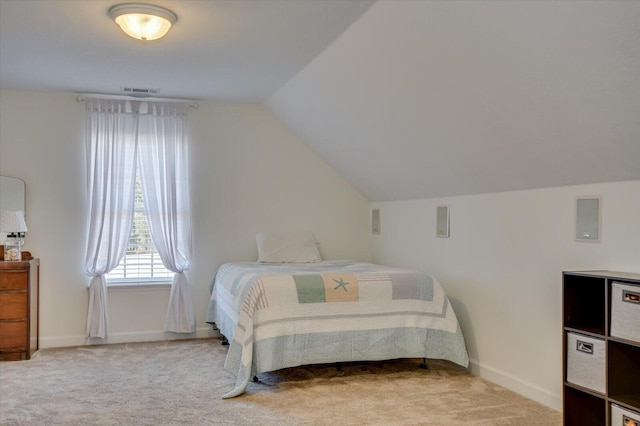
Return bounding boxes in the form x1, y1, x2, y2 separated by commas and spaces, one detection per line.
1, 0, 639, 201
0, 0, 374, 101
266, 1, 640, 201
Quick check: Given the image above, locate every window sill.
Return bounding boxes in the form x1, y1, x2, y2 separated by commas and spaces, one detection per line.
106, 281, 172, 291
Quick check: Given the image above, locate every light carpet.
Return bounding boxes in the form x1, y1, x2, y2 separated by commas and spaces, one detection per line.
0, 338, 561, 425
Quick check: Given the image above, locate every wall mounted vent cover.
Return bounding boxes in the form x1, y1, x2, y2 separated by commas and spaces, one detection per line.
121, 87, 160, 97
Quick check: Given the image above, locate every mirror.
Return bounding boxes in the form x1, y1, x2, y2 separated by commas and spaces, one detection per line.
0, 176, 26, 242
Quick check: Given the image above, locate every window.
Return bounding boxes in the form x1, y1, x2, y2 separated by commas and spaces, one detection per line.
85, 98, 194, 337
105, 171, 172, 283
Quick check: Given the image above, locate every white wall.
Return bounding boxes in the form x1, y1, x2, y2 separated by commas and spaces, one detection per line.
3, 89, 638, 411
371, 181, 640, 410
0, 90, 371, 347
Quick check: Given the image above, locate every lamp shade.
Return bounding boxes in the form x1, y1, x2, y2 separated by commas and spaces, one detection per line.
109, 3, 177, 41
0, 210, 28, 233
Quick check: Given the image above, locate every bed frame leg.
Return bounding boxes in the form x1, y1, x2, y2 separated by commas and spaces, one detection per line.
252, 376, 259, 382
419, 358, 429, 370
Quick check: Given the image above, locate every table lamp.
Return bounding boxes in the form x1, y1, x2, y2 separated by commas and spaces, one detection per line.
1, 210, 28, 261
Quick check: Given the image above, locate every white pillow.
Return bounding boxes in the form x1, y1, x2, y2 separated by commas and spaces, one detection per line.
256, 231, 321, 263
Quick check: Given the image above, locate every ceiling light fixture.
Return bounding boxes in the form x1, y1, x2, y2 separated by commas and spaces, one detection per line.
109, 3, 177, 41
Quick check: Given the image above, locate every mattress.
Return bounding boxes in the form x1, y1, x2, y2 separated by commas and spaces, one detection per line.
206, 260, 469, 398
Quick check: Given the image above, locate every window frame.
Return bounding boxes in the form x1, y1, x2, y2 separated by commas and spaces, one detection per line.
105, 169, 173, 285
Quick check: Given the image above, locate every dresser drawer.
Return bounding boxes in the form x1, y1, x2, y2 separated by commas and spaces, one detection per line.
0, 321, 27, 349
0, 351, 27, 361
0, 271, 28, 290
0, 292, 28, 320
566, 332, 606, 394
611, 404, 640, 426
0, 258, 38, 361
611, 282, 640, 343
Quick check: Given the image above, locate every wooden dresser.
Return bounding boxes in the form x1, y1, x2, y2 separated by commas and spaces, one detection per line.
0, 253, 39, 361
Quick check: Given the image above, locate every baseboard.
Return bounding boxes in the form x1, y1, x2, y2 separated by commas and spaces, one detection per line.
39, 327, 216, 349
469, 358, 562, 412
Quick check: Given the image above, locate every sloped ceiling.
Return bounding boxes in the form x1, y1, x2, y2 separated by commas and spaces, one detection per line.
0, 0, 374, 101
1, 1, 638, 202
266, 1, 640, 201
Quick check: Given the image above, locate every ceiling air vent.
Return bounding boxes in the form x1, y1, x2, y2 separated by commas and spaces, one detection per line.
121, 87, 160, 98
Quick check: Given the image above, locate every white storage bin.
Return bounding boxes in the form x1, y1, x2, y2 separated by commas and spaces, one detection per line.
566, 332, 606, 393
611, 282, 640, 343
611, 404, 639, 426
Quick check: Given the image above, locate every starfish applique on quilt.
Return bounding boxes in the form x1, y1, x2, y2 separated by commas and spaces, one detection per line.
333, 277, 349, 292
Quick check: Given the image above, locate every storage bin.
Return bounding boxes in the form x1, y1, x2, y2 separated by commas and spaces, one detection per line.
611, 282, 640, 343
566, 332, 605, 393
611, 404, 639, 426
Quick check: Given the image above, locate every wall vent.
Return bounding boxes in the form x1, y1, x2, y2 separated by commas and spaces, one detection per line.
121, 87, 160, 98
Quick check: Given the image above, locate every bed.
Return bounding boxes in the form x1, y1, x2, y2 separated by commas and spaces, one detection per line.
206, 259, 469, 398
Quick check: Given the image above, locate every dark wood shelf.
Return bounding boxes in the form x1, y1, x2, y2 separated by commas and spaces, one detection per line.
610, 395, 640, 412
563, 271, 640, 425
608, 335, 640, 348
564, 326, 605, 338
564, 386, 606, 426
564, 381, 606, 398
608, 340, 640, 411
563, 274, 606, 335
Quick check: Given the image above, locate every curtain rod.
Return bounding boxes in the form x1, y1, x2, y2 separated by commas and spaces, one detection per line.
76, 93, 199, 108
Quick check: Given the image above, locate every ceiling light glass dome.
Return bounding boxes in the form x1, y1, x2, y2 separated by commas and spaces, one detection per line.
109, 3, 177, 41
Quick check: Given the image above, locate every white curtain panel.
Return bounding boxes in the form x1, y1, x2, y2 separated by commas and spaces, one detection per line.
84, 99, 138, 339
138, 102, 195, 333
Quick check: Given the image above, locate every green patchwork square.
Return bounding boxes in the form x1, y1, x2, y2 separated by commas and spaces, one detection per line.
294, 275, 326, 303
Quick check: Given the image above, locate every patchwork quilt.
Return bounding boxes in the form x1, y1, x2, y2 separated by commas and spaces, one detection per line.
206, 261, 469, 398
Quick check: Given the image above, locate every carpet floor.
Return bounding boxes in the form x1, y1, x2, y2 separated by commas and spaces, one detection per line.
0, 338, 561, 425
